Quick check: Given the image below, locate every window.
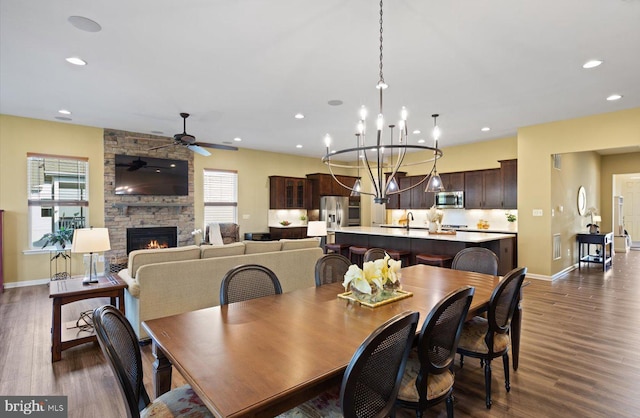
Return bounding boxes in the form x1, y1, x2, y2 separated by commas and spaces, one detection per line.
28, 154, 89, 249
203, 169, 238, 224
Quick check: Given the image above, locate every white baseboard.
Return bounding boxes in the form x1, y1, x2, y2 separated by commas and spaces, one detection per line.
3, 278, 50, 289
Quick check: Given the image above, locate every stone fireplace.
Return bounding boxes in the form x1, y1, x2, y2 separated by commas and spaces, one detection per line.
103, 129, 195, 260
126, 226, 178, 254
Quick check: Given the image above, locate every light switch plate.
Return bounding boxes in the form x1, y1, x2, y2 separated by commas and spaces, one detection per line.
533, 209, 543, 216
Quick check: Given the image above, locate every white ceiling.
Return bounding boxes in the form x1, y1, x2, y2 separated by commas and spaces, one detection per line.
1, 0, 639, 159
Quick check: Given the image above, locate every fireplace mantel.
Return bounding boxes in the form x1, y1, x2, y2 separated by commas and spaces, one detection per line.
112, 202, 187, 215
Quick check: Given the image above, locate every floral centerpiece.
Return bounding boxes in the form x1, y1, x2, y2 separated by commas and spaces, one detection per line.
342, 254, 402, 303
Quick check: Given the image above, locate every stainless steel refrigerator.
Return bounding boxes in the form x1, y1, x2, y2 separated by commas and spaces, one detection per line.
320, 196, 350, 230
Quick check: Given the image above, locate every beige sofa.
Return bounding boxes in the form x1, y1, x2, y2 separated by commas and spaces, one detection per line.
117, 239, 324, 340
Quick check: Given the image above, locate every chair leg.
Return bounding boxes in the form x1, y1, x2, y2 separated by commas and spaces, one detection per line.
459, 354, 464, 368
484, 359, 492, 409
445, 394, 454, 418
503, 353, 511, 392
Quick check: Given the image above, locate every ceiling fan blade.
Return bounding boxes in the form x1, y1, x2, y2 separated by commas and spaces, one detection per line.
188, 144, 212, 156
196, 142, 239, 151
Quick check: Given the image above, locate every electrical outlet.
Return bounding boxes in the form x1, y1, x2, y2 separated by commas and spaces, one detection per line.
532, 209, 543, 216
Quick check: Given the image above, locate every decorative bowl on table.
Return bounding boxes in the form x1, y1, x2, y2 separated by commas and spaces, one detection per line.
279, 221, 291, 226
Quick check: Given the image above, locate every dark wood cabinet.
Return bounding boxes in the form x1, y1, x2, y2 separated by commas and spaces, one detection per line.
269, 176, 310, 209
500, 159, 518, 209
306, 173, 360, 208
269, 227, 307, 240
464, 169, 502, 209
440, 172, 465, 192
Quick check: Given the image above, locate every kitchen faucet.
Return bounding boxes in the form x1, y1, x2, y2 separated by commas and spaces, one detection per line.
406, 212, 414, 231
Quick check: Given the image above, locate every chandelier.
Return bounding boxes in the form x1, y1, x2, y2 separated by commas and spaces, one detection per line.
322, 0, 444, 204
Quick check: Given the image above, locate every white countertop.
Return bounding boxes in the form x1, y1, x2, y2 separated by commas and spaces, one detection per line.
379, 224, 517, 234
332, 226, 516, 243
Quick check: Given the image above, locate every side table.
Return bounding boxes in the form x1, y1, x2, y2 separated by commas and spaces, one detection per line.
577, 232, 613, 271
49, 274, 127, 362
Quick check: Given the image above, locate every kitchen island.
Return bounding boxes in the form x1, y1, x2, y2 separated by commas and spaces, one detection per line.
333, 226, 517, 274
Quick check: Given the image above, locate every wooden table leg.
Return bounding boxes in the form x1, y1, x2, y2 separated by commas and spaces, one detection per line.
152, 342, 172, 398
51, 298, 62, 362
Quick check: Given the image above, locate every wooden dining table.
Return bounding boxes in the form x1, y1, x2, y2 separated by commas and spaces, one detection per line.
142, 264, 518, 418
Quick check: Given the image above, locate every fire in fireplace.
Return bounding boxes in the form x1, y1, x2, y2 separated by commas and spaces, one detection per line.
127, 226, 178, 254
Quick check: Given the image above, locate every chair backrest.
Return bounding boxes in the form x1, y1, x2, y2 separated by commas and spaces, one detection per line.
415, 286, 475, 399
315, 253, 352, 286
363, 247, 387, 263
205, 223, 240, 244
340, 311, 420, 418
93, 305, 149, 418
219, 264, 283, 305
487, 267, 527, 341
451, 247, 499, 276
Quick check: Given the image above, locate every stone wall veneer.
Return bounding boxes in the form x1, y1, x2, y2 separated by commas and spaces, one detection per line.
104, 129, 195, 260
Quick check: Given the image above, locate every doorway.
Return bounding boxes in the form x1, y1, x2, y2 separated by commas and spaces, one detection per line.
614, 173, 640, 250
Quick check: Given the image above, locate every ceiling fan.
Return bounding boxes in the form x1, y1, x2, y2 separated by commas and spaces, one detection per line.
150, 113, 238, 156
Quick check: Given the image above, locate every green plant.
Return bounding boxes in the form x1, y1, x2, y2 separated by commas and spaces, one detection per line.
299, 215, 307, 221
40, 227, 74, 249
506, 212, 517, 222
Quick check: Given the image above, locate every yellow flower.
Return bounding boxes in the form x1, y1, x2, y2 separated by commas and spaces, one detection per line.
343, 254, 402, 294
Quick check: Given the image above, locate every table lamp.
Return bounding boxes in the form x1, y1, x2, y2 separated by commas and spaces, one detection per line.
71, 227, 111, 285
307, 221, 328, 248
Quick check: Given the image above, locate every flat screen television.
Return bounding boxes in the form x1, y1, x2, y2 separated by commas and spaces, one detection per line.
115, 154, 189, 196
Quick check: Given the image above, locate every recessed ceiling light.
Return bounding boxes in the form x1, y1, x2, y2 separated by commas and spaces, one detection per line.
296, 144, 303, 148
606, 94, 623, 101
65, 57, 87, 66
481, 127, 491, 132
55, 116, 72, 121
582, 59, 603, 69
327, 99, 343, 106
412, 130, 421, 134
58, 109, 72, 115
417, 139, 425, 144
294, 113, 305, 119
68, 16, 102, 33
233, 137, 242, 142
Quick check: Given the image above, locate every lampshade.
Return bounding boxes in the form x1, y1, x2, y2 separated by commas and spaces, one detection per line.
592, 215, 602, 223
307, 221, 327, 237
71, 228, 111, 253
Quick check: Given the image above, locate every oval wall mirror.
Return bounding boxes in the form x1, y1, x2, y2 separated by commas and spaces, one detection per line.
577, 186, 587, 216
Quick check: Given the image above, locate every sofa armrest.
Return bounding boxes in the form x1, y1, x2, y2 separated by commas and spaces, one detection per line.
117, 269, 140, 298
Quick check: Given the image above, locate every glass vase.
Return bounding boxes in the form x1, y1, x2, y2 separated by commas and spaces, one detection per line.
351, 283, 382, 304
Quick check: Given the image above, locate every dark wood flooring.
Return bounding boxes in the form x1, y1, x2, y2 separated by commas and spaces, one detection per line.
1, 251, 639, 417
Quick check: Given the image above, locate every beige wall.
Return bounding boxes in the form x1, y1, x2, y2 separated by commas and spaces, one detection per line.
0, 115, 105, 284
518, 107, 640, 277
601, 152, 640, 234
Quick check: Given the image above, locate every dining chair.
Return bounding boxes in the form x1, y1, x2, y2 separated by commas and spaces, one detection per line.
396, 286, 475, 418
93, 305, 213, 418
278, 310, 420, 418
315, 253, 352, 287
219, 264, 283, 305
451, 247, 499, 276
363, 247, 388, 263
456, 267, 528, 408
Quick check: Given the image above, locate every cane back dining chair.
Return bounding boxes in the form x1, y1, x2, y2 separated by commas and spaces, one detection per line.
363, 247, 388, 263
451, 247, 499, 276
396, 286, 475, 418
219, 264, 283, 305
456, 267, 528, 408
279, 311, 420, 418
93, 305, 213, 418
315, 253, 352, 287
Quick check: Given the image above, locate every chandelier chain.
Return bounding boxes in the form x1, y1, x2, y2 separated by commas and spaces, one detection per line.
378, 0, 385, 86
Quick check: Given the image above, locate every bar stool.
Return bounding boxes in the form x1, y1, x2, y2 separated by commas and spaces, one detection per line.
415, 253, 453, 268
385, 249, 411, 266
349, 246, 369, 266
324, 243, 350, 257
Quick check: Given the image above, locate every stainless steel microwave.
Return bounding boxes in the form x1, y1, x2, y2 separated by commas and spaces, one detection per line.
434, 191, 464, 209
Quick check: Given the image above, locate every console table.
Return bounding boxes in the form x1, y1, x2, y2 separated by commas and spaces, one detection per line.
577, 232, 613, 271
